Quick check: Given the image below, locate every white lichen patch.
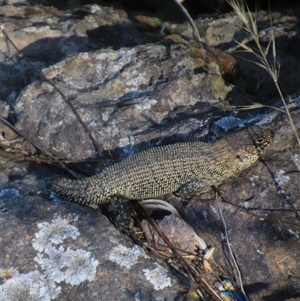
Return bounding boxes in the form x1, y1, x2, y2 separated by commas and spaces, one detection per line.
32, 216, 80, 252
118, 136, 131, 149
34, 244, 99, 286
108, 245, 148, 269
135, 98, 157, 110
143, 263, 172, 290
250, 175, 259, 186
275, 169, 290, 186
0, 270, 61, 301
0, 216, 99, 300
291, 152, 300, 170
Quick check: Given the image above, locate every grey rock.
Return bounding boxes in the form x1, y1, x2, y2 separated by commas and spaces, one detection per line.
0, 172, 9, 183
1, 1, 300, 300
0, 182, 188, 300
13, 43, 231, 159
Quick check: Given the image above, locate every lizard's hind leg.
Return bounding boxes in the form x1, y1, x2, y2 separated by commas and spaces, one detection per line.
108, 196, 133, 229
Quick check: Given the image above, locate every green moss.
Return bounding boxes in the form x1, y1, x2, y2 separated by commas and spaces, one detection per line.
172, 25, 184, 35
197, 23, 209, 38
164, 34, 187, 45
24, 6, 43, 17
24, 5, 59, 18
134, 15, 163, 32
210, 74, 231, 100
42, 6, 59, 16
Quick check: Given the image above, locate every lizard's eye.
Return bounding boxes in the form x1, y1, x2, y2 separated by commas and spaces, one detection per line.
255, 136, 271, 152
255, 137, 264, 145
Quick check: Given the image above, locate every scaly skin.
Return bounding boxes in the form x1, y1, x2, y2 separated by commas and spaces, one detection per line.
52, 126, 274, 205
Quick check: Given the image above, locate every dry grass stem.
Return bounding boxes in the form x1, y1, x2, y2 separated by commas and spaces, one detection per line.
226, 0, 300, 148
216, 194, 248, 299
233, 102, 287, 113
173, 0, 202, 44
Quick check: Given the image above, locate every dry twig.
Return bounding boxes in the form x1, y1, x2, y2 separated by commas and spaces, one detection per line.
1, 29, 103, 154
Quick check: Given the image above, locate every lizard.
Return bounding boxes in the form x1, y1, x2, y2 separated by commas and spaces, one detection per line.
52, 126, 274, 227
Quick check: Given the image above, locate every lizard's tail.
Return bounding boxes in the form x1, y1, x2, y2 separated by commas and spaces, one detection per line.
52, 178, 99, 205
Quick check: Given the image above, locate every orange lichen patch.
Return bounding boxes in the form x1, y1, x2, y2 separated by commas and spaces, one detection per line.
209, 47, 239, 78
2, 230, 13, 238
111, 82, 124, 94
115, 8, 128, 19
0, 268, 16, 278
164, 34, 188, 45
188, 44, 238, 79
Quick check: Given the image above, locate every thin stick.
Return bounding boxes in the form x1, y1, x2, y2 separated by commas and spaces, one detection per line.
137, 202, 223, 301
2, 29, 102, 154
215, 193, 248, 299
0, 117, 78, 178
212, 185, 300, 228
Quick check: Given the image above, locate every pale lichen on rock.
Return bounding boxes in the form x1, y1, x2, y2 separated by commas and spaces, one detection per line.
275, 169, 290, 186
0, 270, 60, 301
143, 263, 172, 291
0, 216, 99, 300
32, 216, 80, 252
108, 245, 149, 269
108, 245, 172, 290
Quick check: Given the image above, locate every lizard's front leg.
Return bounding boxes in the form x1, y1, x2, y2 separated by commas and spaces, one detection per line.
178, 179, 211, 199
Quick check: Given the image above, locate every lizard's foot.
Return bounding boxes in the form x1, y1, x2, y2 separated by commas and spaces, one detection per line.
109, 195, 133, 229
108, 196, 142, 244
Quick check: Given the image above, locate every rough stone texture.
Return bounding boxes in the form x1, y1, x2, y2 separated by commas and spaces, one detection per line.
13, 43, 231, 160
1, 1, 300, 301
0, 180, 188, 300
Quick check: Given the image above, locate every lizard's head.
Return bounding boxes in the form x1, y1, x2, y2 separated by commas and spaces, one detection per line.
224, 126, 274, 166
248, 126, 274, 154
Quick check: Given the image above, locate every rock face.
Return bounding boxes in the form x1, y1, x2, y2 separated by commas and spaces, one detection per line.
0, 186, 188, 300
1, 1, 300, 301
13, 43, 231, 160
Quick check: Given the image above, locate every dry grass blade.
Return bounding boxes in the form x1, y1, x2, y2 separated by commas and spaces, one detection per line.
213, 185, 300, 228
233, 103, 286, 113
139, 199, 181, 216
226, 0, 300, 148
139, 200, 251, 300
137, 202, 234, 301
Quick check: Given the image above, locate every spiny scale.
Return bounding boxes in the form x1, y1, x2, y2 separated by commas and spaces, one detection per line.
52, 126, 274, 205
